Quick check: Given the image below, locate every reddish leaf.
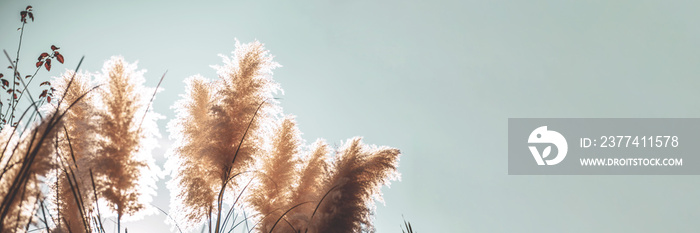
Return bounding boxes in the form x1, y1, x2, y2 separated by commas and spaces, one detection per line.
28, 12, 33, 22
40, 81, 50, 86
44, 59, 51, 71
26, 6, 32, 11
6, 89, 12, 94
39, 89, 47, 98
0, 74, 3, 78
14, 89, 21, 94
1, 79, 8, 87
25, 75, 31, 79
14, 82, 19, 86
13, 94, 17, 99
56, 53, 64, 64
20, 11, 27, 22
7, 66, 12, 69
51, 45, 60, 51
36, 61, 43, 68
47, 96, 51, 103
38, 52, 49, 61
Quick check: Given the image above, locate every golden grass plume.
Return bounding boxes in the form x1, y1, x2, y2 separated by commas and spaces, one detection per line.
167, 40, 281, 230
51, 70, 99, 233
0, 111, 63, 232
307, 137, 401, 233
250, 116, 302, 233
91, 56, 160, 225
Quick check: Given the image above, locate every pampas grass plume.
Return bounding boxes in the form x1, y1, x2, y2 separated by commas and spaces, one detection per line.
167, 40, 281, 231
92, 56, 160, 227
310, 137, 401, 233
250, 116, 301, 233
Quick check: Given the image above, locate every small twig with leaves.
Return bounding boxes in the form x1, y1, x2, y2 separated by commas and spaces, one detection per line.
0, 5, 63, 129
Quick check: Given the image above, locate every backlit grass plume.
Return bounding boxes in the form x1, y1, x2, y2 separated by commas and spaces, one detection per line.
307, 137, 401, 233
167, 75, 216, 227
51, 70, 98, 233
250, 116, 301, 233
91, 57, 160, 231
207, 40, 281, 192
0, 111, 63, 232
167, 40, 281, 231
0, 126, 22, 232
286, 139, 330, 230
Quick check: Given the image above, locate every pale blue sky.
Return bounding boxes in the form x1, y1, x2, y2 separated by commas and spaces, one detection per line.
2, 1, 700, 232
